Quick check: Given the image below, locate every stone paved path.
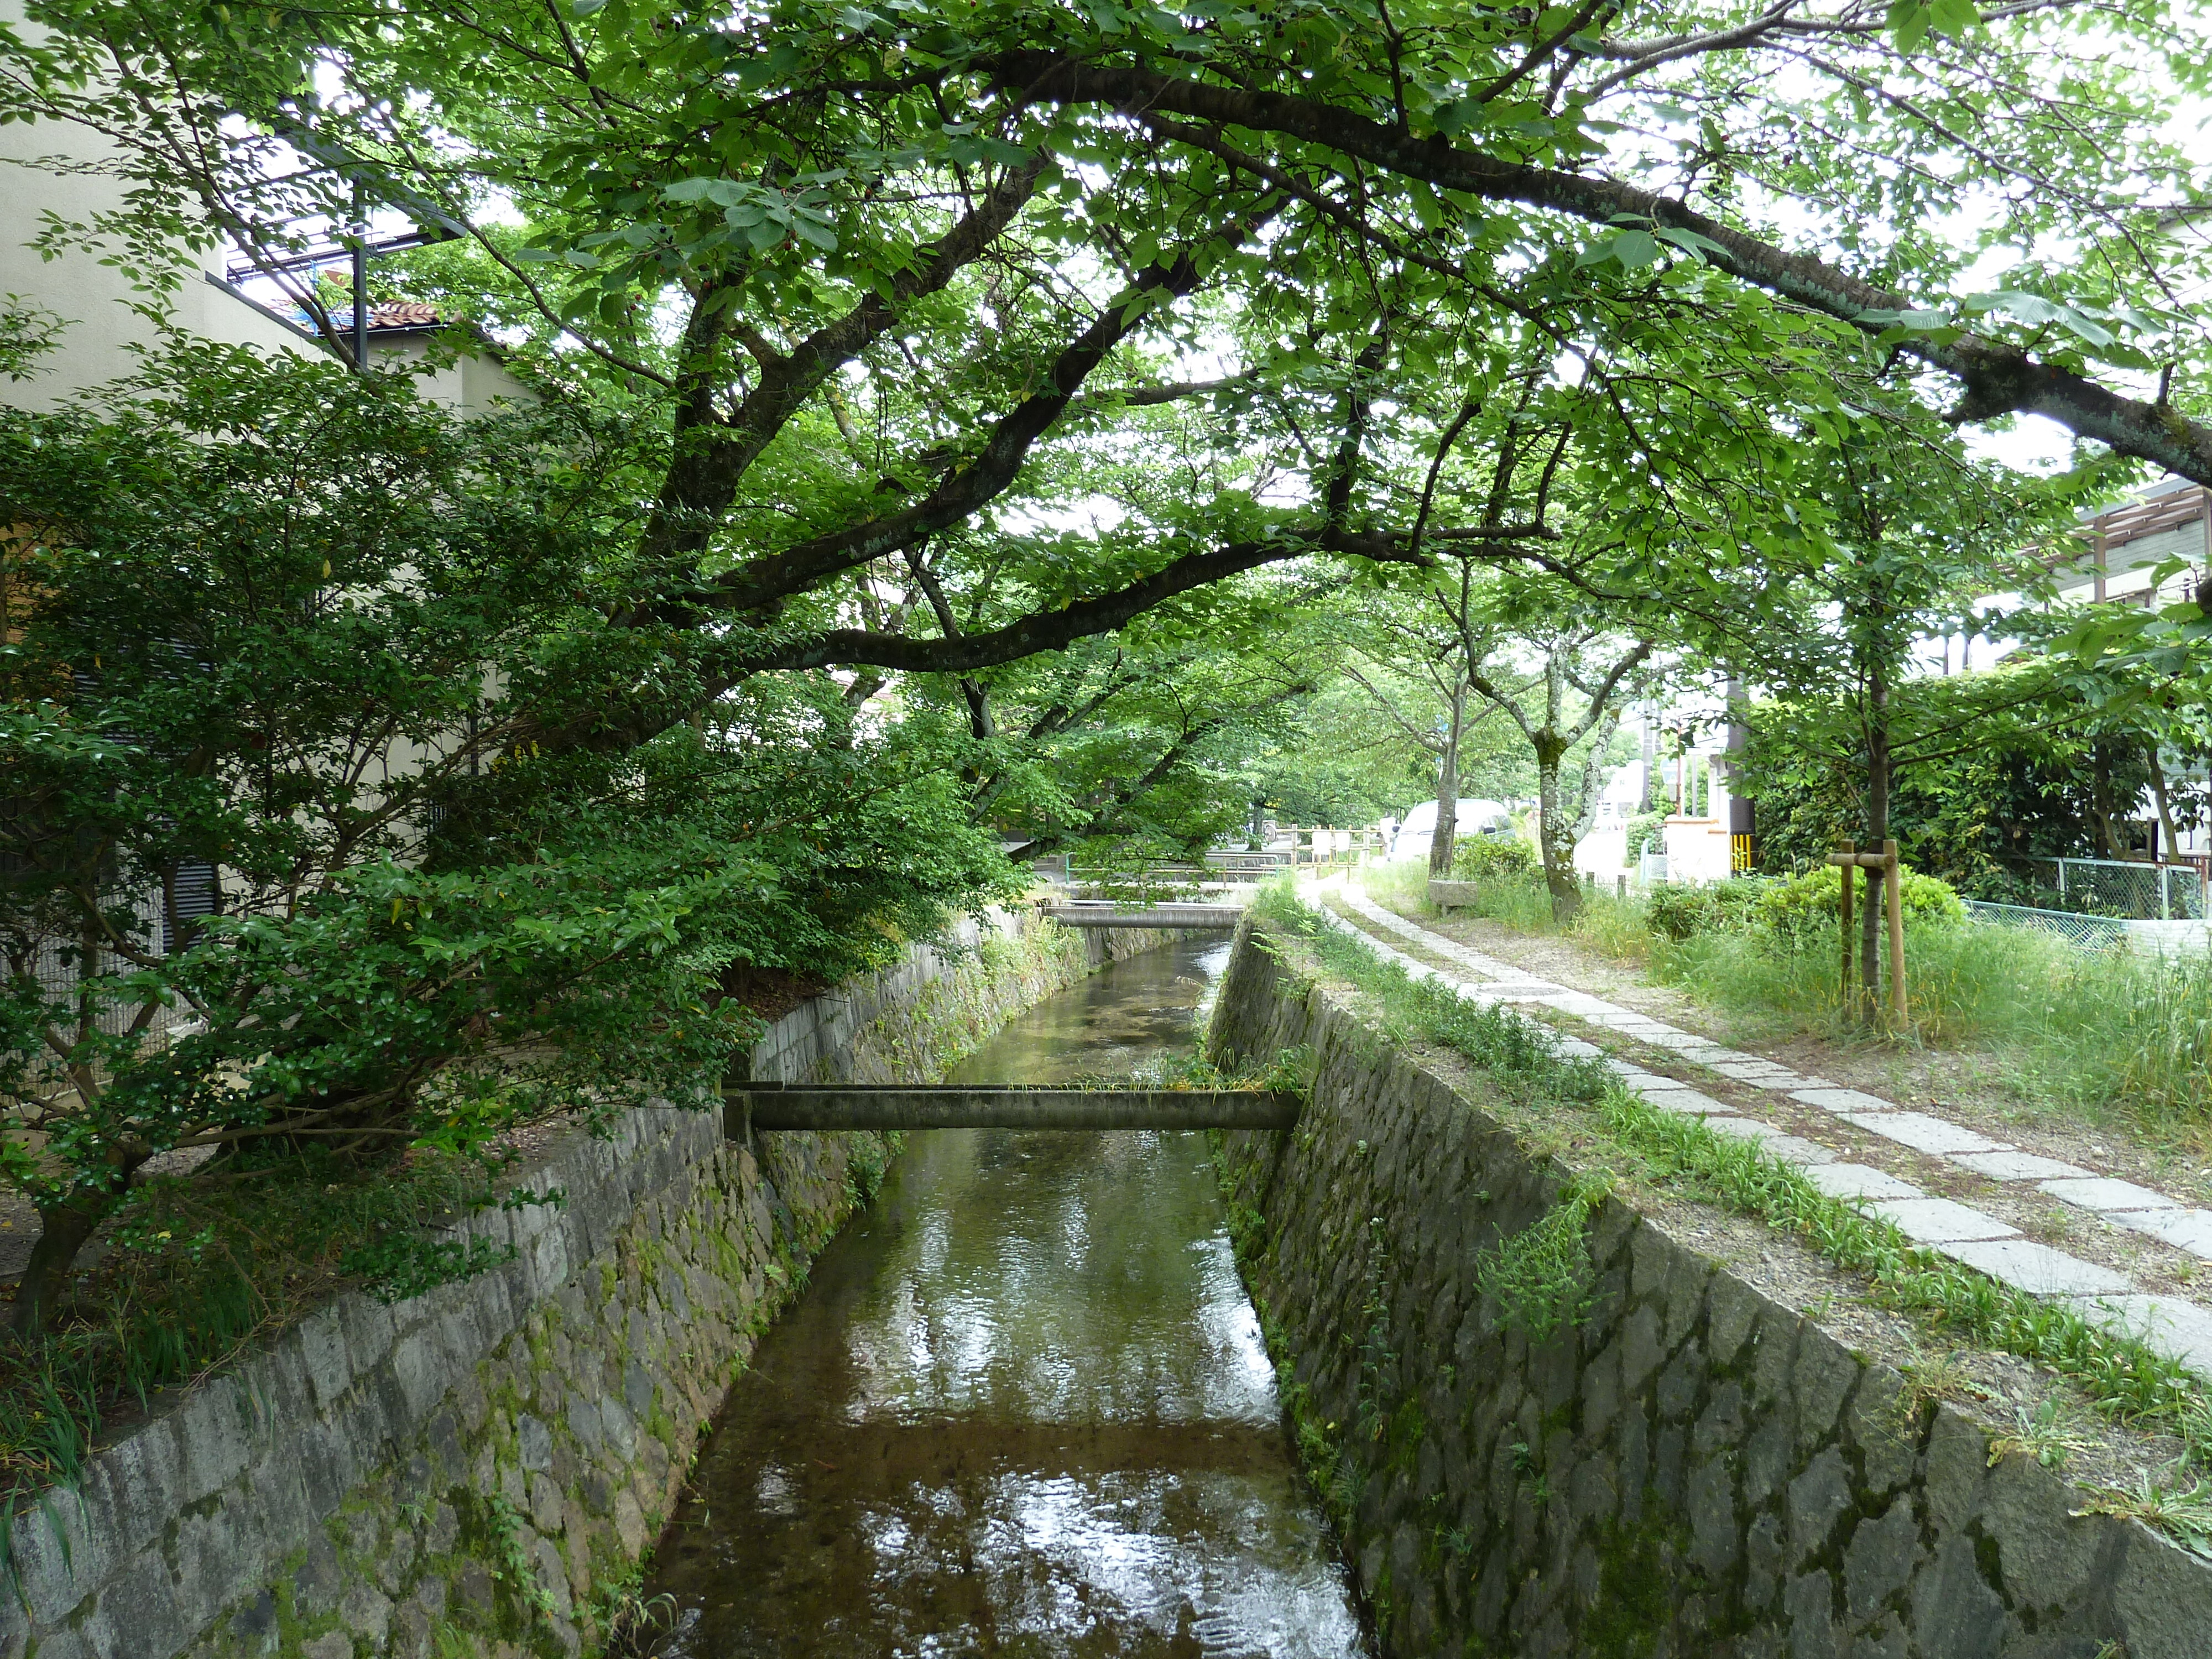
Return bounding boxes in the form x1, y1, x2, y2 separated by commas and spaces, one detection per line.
1314, 882, 2212, 1379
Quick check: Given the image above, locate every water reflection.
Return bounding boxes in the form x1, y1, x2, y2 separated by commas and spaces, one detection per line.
644, 937, 1368, 1657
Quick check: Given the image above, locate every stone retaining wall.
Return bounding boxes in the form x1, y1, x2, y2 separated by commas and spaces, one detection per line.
2, 909, 1173, 1659
1208, 920, 2212, 1658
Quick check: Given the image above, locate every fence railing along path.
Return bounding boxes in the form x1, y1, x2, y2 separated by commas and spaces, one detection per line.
2028, 854, 2210, 921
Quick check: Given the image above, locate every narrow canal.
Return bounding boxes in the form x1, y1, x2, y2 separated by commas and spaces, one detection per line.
642, 936, 1371, 1656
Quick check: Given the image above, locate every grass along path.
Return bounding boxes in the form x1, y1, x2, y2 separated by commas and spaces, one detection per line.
1319, 879, 2212, 1382
1362, 877, 2212, 1218
1366, 859, 2212, 1185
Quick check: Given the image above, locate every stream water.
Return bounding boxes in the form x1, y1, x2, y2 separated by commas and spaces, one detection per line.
640, 936, 1371, 1656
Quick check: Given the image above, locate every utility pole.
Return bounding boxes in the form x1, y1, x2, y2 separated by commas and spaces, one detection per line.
1723, 672, 1755, 873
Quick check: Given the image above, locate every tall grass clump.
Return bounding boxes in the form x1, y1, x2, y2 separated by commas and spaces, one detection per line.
1360, 858, 1436, 914
1659, 914, 2212, 1133
1360, 860, 1652, 963
1565, 891, 1653, 965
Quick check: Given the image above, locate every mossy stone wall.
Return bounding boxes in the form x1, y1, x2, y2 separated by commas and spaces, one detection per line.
3, 910, 1173, 1659
1208, 920, 2212, 1658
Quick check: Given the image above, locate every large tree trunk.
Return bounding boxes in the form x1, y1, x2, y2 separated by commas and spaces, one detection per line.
2091, 742, 2126, 858
1428, 681, 1464, 879
2149, 745, 2181, 862
1536, 739, 1581, 920
9, 1196, 106, 1339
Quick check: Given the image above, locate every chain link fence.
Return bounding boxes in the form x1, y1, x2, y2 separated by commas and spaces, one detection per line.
2025, 857, 2210, 921
1960, 898, 2132, 952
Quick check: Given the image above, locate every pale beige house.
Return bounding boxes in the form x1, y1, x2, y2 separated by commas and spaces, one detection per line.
1, 1, 528, 411
4, 25, 534, 1014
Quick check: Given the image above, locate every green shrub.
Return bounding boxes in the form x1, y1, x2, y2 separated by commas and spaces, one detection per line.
1643, 878, 1771, 941
1756, 862, 1964, 940
1622, 810, 1665, 860
1451, 836, 1539, 880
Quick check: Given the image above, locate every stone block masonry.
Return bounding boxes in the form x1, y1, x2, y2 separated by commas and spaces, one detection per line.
1207, 920, 2212, 1658
1, 909, 1172, 1659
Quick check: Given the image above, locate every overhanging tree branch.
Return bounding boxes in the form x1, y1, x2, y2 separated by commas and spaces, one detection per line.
695, 201, 1277, 617
634, 162, 1045, 577
990, 52, 2212, 485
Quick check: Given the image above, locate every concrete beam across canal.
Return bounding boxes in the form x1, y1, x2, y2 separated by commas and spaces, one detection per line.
1039, 902, 1245, 928
726, 1084, 1302, 1132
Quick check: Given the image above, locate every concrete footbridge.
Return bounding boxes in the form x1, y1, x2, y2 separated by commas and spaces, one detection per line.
1038, 899, 1249, 929
723, 894, 1284, 1135
724, 1083, 1300, 1133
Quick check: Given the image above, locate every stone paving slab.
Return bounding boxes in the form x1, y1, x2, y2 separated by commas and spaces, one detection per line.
1790, 1087, 1897, 1113
2074, 1293, 2212, 1375
2038, 1176, 2182, 1213
1806, 1164, 1925, 1202
1699, 1071, 1805, 1097
1934, 1239, 2130, 1296
2107, 1208, 2212, 1259
1633, 1086, 1731, 1114
1703, 1119, 1838, 1164
1759, 1134, 1840, 1167
1865, 1197, 2018, 1243
1542, 993, 1620, 1016
1836, 1110, 2007, 1156
1638, 1028, 1721, 1048
1950, 1151, 2093, 1181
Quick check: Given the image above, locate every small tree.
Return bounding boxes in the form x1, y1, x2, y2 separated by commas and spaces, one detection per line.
1725, 394, 2094, 1016
1464, 625, 1653, 917
1333, 557, 1553, 878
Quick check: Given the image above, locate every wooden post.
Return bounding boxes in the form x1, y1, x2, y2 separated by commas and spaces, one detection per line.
1885, 839, 1907, 1029
1837, 839, 1856, 1020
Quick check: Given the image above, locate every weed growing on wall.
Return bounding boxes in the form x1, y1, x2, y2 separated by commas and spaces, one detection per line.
482, 1490, 563, 1629
589, 1556, 680, 1657
1473, 1176, 1610, 1343
843, 1132, 901, 1207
